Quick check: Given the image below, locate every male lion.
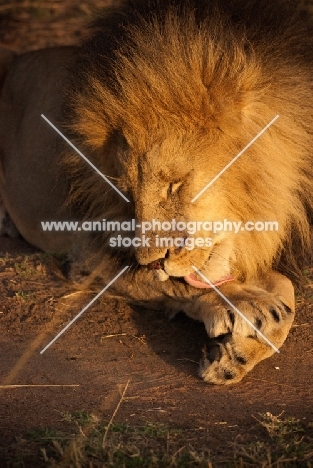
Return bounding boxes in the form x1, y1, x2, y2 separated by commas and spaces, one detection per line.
0, 0, 312, 384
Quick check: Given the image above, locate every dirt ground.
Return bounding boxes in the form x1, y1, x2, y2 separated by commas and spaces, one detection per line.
0, 1, 313, 466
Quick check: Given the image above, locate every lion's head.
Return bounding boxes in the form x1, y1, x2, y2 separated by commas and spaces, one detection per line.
63, 0, 313, 285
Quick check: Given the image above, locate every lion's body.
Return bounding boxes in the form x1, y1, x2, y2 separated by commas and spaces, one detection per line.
0, 0, 312, 384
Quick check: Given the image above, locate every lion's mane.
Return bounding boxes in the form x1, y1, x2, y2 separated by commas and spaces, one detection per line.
62, 0, 313, 283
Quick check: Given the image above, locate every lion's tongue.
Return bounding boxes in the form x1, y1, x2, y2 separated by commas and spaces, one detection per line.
184, 273, 235, 289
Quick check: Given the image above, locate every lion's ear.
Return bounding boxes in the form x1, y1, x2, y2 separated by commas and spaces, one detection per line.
70, 98, 111, 149
72, 116, 111, 149
68, 77, 113, 149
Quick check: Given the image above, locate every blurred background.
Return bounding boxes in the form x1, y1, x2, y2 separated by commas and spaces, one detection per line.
0, 0, 312, 53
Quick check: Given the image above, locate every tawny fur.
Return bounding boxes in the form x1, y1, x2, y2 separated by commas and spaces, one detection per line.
0, 0, 312, 384
63, 0, 313, 283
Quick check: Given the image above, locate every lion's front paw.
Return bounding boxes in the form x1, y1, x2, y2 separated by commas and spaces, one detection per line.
191, 276, 295, 385
199, 333, 270, 385
202, 287, 294, 340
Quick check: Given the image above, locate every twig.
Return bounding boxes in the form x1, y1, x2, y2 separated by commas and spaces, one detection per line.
102, 379, 130, 448
61, 290, 94, 299
101, 333, 127, 340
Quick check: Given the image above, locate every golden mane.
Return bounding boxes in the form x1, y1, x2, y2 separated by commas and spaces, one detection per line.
62, 0, 313, 283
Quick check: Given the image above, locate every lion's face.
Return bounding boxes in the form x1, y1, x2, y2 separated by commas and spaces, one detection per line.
117, 131, 238, 283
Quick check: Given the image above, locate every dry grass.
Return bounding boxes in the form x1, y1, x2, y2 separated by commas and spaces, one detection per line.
3, 412, 311, 467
